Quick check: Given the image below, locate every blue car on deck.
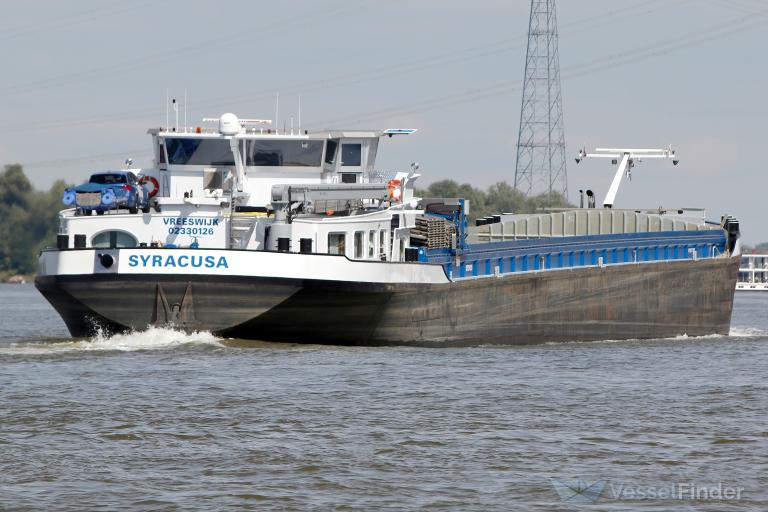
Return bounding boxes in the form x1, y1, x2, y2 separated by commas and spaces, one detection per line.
62, 171, 150, 215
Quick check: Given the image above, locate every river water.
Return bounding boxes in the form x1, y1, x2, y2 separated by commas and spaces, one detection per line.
0, 283, 766, 511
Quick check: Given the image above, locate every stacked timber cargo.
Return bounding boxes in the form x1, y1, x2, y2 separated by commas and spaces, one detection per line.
410, 215, 454, 249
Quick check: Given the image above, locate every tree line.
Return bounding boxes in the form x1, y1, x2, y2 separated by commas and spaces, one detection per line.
21, 166, 749, 278
416, 179, 572, 220
0, 164, 70, 277
0, 166, 575, 278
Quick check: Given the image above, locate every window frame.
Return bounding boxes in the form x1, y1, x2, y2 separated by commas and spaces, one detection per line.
368, 231, 375, 259
341, 143, 362, 167
89, 173, 128, 185
325, 139, 339, 165
354, 231, 365, 259
245, 139, 324, 167
164, 137, 236, 166
379, 230, 386, 260
328, 232, 346, 256
91, 230, 138, 249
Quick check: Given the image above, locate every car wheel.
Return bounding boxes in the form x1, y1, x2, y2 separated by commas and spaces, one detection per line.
141, 207, 150, 214
96, 210, 104, 216
129, 207, 138, 214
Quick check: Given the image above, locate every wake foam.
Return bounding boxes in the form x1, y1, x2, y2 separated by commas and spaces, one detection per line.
669, 333, 724, 341
0, 326, 223, 355
728, 326, 768, 338
540, 329, 765, 346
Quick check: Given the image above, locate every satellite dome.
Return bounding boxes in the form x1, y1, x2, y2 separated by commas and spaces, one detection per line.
218, 113, 240, 135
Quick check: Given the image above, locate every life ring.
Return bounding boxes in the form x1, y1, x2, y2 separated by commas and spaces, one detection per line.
138, 175, 160, 198
387, 179, 402, 202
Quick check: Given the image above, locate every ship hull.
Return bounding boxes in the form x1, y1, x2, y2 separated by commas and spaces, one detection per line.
35, 256, 740, 346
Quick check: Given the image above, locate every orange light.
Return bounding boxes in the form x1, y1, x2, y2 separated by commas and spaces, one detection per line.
195, 126, 201, 133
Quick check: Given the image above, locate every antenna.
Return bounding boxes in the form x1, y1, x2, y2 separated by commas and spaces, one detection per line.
290, 115, 294, 135
275, 92, 280, 134
515, 0, 568, 198
184, 89, 188, 133
575, 146, 679, 208
172, 98, 178, 132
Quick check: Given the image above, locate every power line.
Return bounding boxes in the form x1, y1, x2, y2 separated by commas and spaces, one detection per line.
0, 0, 697, 135
307, 8, 768, 128
314, 81, 520, 127
17, 3, 768, 169
0, 0, 353, 96
21, 149, 151, 170
703, 0, 765, 14
0, 0, 160, 42
560, 6, 768, 78
0, 0, 690, 100
0, 40, 523, 135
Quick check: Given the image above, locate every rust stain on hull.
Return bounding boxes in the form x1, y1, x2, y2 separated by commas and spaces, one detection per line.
35, 257, 740, 347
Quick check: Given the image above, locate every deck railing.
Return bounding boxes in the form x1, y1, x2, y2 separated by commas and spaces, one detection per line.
423, 229, 728, 280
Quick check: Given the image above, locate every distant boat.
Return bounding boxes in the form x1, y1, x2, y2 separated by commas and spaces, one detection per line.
736, 254, 768, 291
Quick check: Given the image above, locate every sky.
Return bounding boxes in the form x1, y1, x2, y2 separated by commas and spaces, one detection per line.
1, 0, 767, 243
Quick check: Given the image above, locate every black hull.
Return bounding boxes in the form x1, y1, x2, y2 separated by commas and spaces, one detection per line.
35, 257, 740, 346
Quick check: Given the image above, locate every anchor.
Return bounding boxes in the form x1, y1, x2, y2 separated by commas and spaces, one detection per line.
152, 282, 196, 327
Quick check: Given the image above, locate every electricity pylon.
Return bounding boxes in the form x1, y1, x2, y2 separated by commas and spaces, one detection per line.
514, 0, 568, 198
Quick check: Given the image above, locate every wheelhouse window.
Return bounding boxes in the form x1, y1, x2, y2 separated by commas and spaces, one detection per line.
341, 143, 361, 166
354, 231, 364, 258
341, 173, 357, 184
92, 231, 137, 248
328, 232, 346, 255
164, 138, 235, 166
325, 139, 339, 164
246, 140, 323, 166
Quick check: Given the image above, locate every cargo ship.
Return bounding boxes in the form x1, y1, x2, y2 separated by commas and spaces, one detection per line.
35, 114, 741, 345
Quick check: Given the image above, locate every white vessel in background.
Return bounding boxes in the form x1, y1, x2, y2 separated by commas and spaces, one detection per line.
736, 254, 768, 291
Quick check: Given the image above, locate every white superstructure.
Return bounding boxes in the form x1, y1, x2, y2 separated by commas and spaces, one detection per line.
57, 113, 425, 264
736, 254, 768, 291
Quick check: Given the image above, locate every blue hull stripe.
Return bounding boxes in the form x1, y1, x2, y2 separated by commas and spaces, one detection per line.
420, 229, 727, 279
